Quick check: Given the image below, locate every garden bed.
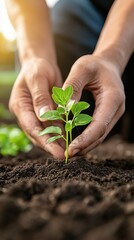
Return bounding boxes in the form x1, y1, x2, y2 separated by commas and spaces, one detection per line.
0, 136, 134, 240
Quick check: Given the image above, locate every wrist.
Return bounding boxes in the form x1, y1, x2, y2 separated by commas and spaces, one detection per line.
18, 41, 57, 66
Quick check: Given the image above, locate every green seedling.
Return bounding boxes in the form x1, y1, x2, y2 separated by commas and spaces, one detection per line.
0, 125, 32, 156
39, 86, 92, 163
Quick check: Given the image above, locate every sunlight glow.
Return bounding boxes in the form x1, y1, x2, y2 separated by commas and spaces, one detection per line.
0, 0, 59, 41
46, 0, 59, 7
0, 0, 16, 41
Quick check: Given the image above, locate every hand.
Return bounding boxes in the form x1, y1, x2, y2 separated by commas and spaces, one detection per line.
9, 58, 65, 159
62, 54, 125, 157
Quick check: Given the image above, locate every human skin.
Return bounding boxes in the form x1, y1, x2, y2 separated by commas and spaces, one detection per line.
5, 0, 134, 159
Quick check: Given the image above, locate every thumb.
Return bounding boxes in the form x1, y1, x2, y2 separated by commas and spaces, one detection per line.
27, 77, 54, 121
62, 69, 85, 102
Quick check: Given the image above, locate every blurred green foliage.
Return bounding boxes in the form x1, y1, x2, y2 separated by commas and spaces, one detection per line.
0, 103, 12, 119
0, 125, 32, 156
0, 71, 17, 84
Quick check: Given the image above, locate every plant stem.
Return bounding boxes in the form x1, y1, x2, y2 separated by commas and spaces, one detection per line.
65, 130, 68, 163
69, 129, 72, 143
65, 112, 69, 163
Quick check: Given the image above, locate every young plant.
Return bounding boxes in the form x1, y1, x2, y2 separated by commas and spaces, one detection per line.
0, 125, 32, 156
39, 86, 92, 163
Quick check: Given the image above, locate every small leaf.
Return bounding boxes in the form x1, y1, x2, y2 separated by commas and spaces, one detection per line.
47, 135, 64, 143
65, 120, 72, 132
52, 86, 73, 106
52, 94, 63, 106
52, 87, 65, 106
57, 107, 65, 115
74, 114, 92, 126
71, 101, 90, 116
64, 86, 73, 103
65, 99, 75, 112
39, 126, 62, 136
40, 110, 62, 120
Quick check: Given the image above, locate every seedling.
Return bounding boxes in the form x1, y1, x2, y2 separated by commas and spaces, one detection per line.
39, 86, 92, 163
0, 125, 32, 156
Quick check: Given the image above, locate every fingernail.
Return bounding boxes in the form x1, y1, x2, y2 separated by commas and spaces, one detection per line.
39, 106, 50, 118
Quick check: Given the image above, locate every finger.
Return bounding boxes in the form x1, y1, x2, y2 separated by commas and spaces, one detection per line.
62, 65, 89, 102
26, 75, 54, 120
20, 111, 65, 159
68, 91, 125, 157
9, 73, 54, 121
10, 92, 65, 159
79, 99, 125, 155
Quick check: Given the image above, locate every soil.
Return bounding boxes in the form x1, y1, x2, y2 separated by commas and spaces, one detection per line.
0, 136, 134, 240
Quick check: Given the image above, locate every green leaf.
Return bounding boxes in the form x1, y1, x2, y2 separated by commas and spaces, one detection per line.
64, 86, 73, 103
52, 94, 63, 106
74, 114, 92, 126
47, 135, 64, 143
52, 86, 73, 106
39, 126, 62, 136
57, 107, 65, 115
65, 120, 72, 132
52, 87, 65, 106
71, 101, 90, 116
40, 110, 62, 120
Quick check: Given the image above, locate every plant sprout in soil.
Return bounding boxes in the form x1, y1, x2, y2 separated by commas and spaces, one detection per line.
39, 86, 92, 163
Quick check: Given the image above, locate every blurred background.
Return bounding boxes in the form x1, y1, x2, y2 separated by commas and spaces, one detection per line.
0, 0, 58, 117
0, 0, 133, 140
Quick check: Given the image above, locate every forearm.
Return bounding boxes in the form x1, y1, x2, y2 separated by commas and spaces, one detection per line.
5, 0, 56, 65
94, 0, 134, 75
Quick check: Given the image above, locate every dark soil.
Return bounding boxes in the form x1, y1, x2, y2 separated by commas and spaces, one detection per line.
0, 136, 134, 240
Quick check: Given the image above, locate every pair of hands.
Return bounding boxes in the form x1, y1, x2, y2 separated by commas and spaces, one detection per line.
9, 55, 125, 159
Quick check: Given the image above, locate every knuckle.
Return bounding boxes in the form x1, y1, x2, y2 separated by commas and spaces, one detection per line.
33, 90, 47, 107
71, 80, 82, 96
75, 56, 98, 76
29, 72, 45, 86
26, 60, 55, 86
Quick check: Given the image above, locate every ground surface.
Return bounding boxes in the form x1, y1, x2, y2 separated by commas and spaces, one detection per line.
0, 136, 134, 240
